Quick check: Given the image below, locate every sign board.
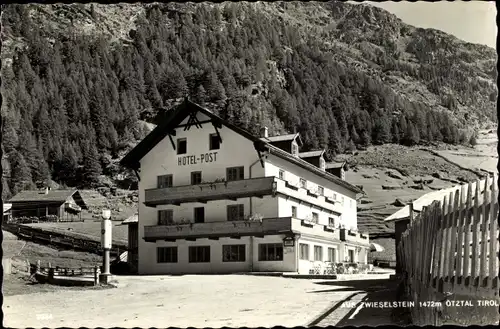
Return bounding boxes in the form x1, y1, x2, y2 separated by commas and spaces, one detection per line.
101, 219, 112, 249
283, 237, 295, 247
178, 152, 218, 166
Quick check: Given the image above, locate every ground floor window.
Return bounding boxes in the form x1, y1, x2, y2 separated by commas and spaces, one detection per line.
299, 243, 309, 260
157, 247, 178, 263
348, 249, 355, 263
222, 244, 246, 262
258, 243, 283, 261
314, 245, 323, 261
327, 247, 337, 262
189, 246, 211, 263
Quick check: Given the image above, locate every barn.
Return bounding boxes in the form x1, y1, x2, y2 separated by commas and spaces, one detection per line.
8, 188, 88, 222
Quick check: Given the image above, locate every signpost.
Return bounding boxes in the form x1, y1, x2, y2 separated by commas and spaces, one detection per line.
100, 209, 112, 284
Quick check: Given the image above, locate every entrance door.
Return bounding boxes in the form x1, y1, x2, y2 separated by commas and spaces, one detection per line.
194, 207, 205, 223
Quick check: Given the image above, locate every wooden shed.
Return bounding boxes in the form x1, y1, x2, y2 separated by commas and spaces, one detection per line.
121, 213, 138, 273
8, 188, 88, 222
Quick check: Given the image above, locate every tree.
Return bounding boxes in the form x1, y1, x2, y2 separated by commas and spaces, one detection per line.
192, 85, 207, 105
9, 151, 34, 194
80, 143, 102, 188
391, 118, 401, 144
372, 112, 392, 145
158, 66, 188, 101
404, 121, 420, 146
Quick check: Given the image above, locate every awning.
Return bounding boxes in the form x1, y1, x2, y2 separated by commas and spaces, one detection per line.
370, 242, 385, 252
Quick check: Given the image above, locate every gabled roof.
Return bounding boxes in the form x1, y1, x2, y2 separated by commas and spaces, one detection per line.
9, 189, 76, 203
325, 161, 347, 169
120, 98, 260, 170
299, 150, 325, 158
121, 213, 138, 225
384, 182, 469, 222
121, 99, 362, 194
263, 133, 303, 146
9, 190, 87, 209
255, 142, 361, 194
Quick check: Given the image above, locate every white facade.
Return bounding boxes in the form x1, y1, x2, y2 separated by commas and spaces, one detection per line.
130, 104, 369, 275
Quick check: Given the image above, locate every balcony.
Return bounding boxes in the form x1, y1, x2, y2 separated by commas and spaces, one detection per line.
144, 177, 277, 207
143, 217, 293, 242
275, 179, 343, 215
143, 217, 342, 242
340, 228, 370, 246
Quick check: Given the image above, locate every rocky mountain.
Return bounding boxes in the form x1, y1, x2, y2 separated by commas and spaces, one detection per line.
1, 1, 497, 200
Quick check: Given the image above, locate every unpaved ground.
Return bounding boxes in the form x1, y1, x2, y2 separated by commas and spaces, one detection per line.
3, 274, 390, 328
25, 219, 129, 243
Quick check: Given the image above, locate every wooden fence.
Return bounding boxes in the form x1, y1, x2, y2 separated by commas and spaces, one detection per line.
30, 260, 100, 286
397, 175, 499, 325
3, 222, 127, 258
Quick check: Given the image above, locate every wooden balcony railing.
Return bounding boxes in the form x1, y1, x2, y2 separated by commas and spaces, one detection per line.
340, 228, 370, 245
143, 217, 293, 241
144, 177, 277, 206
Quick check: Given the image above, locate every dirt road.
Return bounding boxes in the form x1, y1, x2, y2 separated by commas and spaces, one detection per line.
3, 274, 392, 328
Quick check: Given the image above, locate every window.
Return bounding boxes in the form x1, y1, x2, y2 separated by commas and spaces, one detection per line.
341, 196, 344, 205
279, 169, 285, 180
258, 243, 283, 261
158, 210, 173, 225
318, 186, 324, 196
332, 193, 337, 200
327, 247, 337, 262
226, 166, 244, 181
157, 247, 177, 263
189, 246, 210, 263
348, 249, 355, 263
157, 175, 173, 188
222, 245, 246, 262
291, 142, 299, 156
209, 133, 220, 150
311, 212, 319, 224
194, 207, 205, 223
191, 171, 202, 185
177, 138, 187, 154
227, 204, 244, 221
314, 245, 323, 261
300, 178, 307, 189
328, 217, 335, 227
299, 243, 309, 260
320, 157, 325, 170
291, 206, 297, 218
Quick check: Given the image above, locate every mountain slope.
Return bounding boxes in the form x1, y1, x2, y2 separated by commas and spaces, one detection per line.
1, 1, 496, 203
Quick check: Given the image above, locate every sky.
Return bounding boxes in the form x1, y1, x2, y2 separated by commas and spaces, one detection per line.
365, 1, 497, 48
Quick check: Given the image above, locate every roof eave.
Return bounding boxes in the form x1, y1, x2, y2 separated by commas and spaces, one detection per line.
261, 144, 361, 194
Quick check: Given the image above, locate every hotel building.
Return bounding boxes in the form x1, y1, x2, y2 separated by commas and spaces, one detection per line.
120, 99, 370, 274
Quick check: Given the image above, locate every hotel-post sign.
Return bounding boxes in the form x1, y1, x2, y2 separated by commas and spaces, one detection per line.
178, 152, 218, 166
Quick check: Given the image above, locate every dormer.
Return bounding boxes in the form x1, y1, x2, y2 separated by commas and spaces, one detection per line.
325, 161, 349, 180
299, 150, 326, 170
260, 131, 303, 157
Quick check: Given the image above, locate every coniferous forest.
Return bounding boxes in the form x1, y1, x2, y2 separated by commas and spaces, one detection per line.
1, 2, 497, 198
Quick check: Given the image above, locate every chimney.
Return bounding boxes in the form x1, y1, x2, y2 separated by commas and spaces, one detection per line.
45, 187, 49, 194
260, 126, 269, 138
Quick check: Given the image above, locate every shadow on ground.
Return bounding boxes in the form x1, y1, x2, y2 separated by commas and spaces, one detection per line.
312, 278, 412, 326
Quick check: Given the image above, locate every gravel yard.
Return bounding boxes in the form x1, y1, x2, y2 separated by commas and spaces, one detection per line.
3, 274, 382, 328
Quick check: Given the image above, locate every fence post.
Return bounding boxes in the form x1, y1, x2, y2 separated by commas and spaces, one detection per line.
94, 266, 98, 285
